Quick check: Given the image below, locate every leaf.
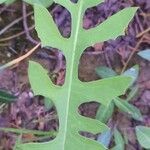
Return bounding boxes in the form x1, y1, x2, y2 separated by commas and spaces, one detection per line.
114, 98, 143, 121
44, 97, 53, 110
24, 0, 53, 7
17, 2, 136, 150
0, 127, 56, 136
83, 7, 138, 48
4, 0, 15, 5
138, 49, 150, 61
0, 90, 17, 103
95, 66, 117, 78
126, 86, 138, 101
112, 129, 125, 150
34, 5, 68, 50
81, 0, 104, 11
95, 66, 115, 123
13, 135, 22, 150
97, 130, 112, 148
0, 0, 7, 3
123, 65, 139, 85
136, 126, 150, 149
96, 102, 114, 123
0, 0, 53, 7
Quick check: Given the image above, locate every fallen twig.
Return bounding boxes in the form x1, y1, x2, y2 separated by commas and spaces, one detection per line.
0, 43, 41, 70
0, 25, 34, 42
136, 27, 150, 38
0, 11, 33, 36
22, 2, 38, 44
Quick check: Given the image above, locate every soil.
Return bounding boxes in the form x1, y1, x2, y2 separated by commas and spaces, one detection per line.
0, 0, 150, 150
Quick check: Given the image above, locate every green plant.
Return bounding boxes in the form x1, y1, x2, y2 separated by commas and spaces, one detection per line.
13, 1, 138, 150
112, 129, 125, 150
0, 0, 138, 149
96, 65, 142, 122
0, 0, 53, 7
135, 50, 150, 149
95, 65, 142, 149
136, 126, 150, 149
0, 90, 17, 103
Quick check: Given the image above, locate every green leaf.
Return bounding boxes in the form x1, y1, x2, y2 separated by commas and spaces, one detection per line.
96, 102, 114, 123
0, 0, 7, 3
4, 0, 15, 5
17, 2, 136, 150
0, 0, 53, 7
96, 66, 117, 78
126, 86, 138, 101
81, 0, 104, 12
114, 98, 143, 121
13, 135, 22, 150
136, 126, 150, 149
44, 97, 53, 110
112, 129, 125, 150
83, 7, 138, 48
138, 49, 150, 61
0, 90, 17, 103
34, 5, 68, 51
24, 0, 53, 7
0, 127, 56, 136
123, 65, 139, 84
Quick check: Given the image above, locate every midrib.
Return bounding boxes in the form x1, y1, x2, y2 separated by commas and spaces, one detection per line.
62, 1, 83, 150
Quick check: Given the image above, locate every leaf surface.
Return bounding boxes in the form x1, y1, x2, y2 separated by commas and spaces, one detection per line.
136, 126, 150, 149
96, 102, 114, 123
17, 1, 137, 150
0, 0, 53, 7
0, 0, 7, 3
112, 129, 125, 150
114, 98, 143, 121
24, 0, 53, 7
123, 65, 139, 85
95, 66, 117, 78
83, 7, 138, 47
0, 90, 17, 103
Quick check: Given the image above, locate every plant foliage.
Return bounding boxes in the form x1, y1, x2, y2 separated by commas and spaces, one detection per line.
0, 90, 17, 103
0, 0, 53, 7
136, 126, 150, 149
16, 0, 137, 150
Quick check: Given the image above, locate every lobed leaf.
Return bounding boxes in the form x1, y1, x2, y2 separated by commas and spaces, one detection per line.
17, 1, 137, 150
34, 5, 69, 51
81, 0, 104, 12
83, 7, 138, 48
24, 0, 53, 7
0, 0, 53, 7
